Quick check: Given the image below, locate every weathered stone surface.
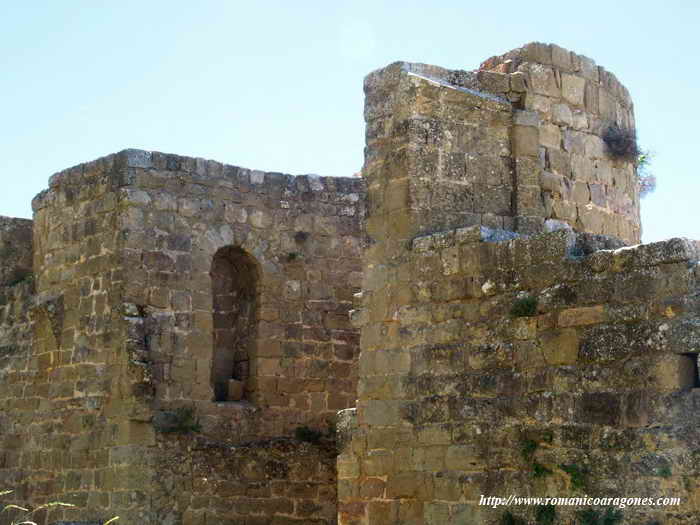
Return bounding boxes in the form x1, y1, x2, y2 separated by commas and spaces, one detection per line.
561, 73, 585, 106
1, 42, 682, 525
342, 42, 696, 525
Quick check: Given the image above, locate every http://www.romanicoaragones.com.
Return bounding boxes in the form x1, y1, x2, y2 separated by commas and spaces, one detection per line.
479, 495, 681, 509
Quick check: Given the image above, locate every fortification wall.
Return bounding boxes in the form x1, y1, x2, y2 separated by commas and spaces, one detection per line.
341, 44, 697, 524
117, 150, 363, 523
0, 218, 36, 514
340, 229, 700, 524
0, 149, 364, 524
0, 158, 142, 524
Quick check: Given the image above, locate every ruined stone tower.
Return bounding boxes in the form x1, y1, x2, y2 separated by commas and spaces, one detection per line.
0, 42, 698, 525
338, 43, 699, 524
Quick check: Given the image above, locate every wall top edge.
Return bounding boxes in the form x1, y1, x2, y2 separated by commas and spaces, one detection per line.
31, 149, 365, 212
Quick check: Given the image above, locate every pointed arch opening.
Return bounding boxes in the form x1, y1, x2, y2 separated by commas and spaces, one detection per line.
210, 246, 259, 402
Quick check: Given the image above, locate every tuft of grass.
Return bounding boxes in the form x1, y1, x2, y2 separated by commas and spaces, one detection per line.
286, 252, 303, 262
500, 511, 527, 525
577, 507, 623, 525
535, 504, 556, 525
532, 462, 553, 478
511, 295, 538, 317
560, 463, 588, 490
1, 490, 119, 525
657, 465, 672, 478
295, 425, 323, 444
161, 406, 201, 434
520, 438, 538, 461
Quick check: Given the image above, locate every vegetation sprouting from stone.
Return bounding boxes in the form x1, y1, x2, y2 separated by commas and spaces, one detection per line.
520, 438, 539, 461
500, 511, 527, 525
560, 463, 588, 490
0, 490, 119, 525
576, 507, 623, 525
295, 425, 324, 444
603, 123, 638, 161
637, 150, 656, 197
511, 295, 538, 317
162, 406, 201, 434
535, 504, 557, 525
532, 462, 553, 478
657, 465, 672, 478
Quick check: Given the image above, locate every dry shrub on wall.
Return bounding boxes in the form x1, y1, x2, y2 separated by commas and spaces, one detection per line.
603, 123, 657, 197
603, 123, 639, 161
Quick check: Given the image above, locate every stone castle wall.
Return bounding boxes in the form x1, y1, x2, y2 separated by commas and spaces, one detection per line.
340, 228, 700, 524
1, 163, 134, 524
0, 42, 697, 525
0, 150, 364, 524
339, 43, 698, 525
120, 150, 364, 524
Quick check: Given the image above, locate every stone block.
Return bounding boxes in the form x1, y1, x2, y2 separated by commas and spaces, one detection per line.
558, 305, 605, 327
540, 329, 579, 365
561, 74, 585, 106
517, 185, 545, 216
584, 134, 605, 158
523, 93, 552, 114
572, 110, 588, 130
547, 149, 570, 177
540, 124, 561, 149
513, 126, 539, 157
577, 392, 621, 426
654, 354, 698, 391
227, 379, 244, 401
589, 184, 606, 207
552, 103, 573, 126
477, 70, 510, 93
551, 44, 573, 71
584, 81, 599, 114
515, 157, 541, 186
445, 445, 484, 470
514, 110, 539, 127
510, 71, 527, 92
529, 64, 559, 97
577, 54, 599, 81
572, 182, 590, 204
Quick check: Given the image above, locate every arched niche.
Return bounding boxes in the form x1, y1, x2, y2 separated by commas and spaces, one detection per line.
210, 246, 259, 402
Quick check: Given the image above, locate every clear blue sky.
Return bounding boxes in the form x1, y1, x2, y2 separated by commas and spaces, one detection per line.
2, 1, 697, 243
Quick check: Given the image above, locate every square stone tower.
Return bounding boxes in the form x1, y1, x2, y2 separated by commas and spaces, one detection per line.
338, 43, 699, 525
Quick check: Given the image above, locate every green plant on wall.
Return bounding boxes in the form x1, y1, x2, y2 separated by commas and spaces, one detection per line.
161, 406, 201, 434
532, 462, 553, 478
295, 425, 324, 444
511, 295, 538, 317
577, 506, 623, 525
637, 150, 656, 197
520, 438, 539, 461
560, 463, 588, 490
535, 504, 556, 525
500, 511, 527, 525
